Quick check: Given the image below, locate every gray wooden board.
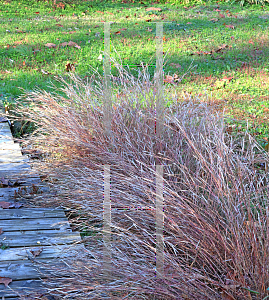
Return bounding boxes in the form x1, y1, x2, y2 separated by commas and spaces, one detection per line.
0, 279, 44, 298
0, 244, 85, 262
0, 170, 39, 179
0, 137, 13, 143
0, 156, 29, 163
0, 149, 22, 156
0, 163, 31, 171
0, 122, 10, 130
0, 208, 66, 219
0, 258, 72, 280
0, 218, 71, 232
1, 231, 81, 247
0, 143, 20, 150
0, 260, 43, 280
0, 174, 41, 186
0, 185, 48, 200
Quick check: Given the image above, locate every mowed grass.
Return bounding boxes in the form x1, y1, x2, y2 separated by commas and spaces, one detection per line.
0, 0, 269, 146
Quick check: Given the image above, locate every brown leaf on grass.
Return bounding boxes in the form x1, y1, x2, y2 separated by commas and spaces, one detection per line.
65, 62, 75, 72
56, 2, 65, 9
0, 228, 3, 235
0, 201, 10, 209
45, 43, 56, 48
219, 13, 225, 18
145, 19, 152, 22
215, 44, 228, 52
30, 248, 43, 258
68, 41, 81, 49
59, 42, 68, 47
169, 63, 181, 69
164, 75, 175, 84
225, 25, 235, 29
55, 24, 63, 27
146, 7, 162, 12
221, 76, 233, 82
210, 18, 218, 22
115, 31, 121, 35
96, 11, 104, 14
0, 277, 12, 287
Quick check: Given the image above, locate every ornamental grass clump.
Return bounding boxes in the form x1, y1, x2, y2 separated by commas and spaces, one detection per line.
15, 61, 269, 299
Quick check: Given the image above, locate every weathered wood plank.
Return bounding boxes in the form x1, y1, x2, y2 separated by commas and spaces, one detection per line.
0, 244, 85, 261
0, 185, 48, 200
0, 208, 65, 219
0, 156, 29, 163
0, 149, 22, 156
0, 122, 10, 130
0, 259, 71, 280
0, 260, 42, 280
1, 231, 81, 247
0, 137, 14, 143
0, 279, 44, 298
0, 218, 71, 231
0, 170, 39, 179
0, 163, 31, 171
0, 143, 21, 150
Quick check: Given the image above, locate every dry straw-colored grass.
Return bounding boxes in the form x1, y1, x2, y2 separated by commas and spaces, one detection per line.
13, 61, 269, 299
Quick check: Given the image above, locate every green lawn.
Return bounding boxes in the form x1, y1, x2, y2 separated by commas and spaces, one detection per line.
0, 0, 269, 145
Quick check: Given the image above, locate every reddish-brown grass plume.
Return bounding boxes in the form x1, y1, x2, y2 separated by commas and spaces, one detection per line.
13, 62, 269, 300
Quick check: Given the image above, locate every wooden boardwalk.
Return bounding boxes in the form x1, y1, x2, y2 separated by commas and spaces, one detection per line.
0, 101, 82, 299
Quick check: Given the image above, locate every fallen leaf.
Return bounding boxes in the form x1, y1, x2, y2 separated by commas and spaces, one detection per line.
0, 201, 10, 209
96, 11, 104, 14
164, 75, 175, 84
68, 41, 81, 49
59, 42, 68, 47
0, 277, 12, 287
221, 76, 233, 82
169, 63, 181, 68
187, 22, 192, 24
115, 31, 121, 35
30, 248, 43, 258
45, 43, 56, 48
219, 13, 225, 18
248, 39, 254, 44
65, 62, 75, 72
55, 24, 63, 27
210, 18, 218, 22
146, 7, 162, 12
225, 24, 235, 29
